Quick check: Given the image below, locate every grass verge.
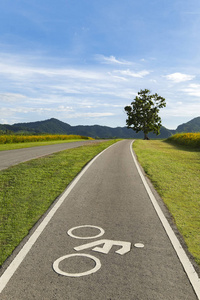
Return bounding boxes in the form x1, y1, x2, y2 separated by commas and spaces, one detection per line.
0, 139, 119, 266
0, 139, 88, 151
133, 140, 200, 266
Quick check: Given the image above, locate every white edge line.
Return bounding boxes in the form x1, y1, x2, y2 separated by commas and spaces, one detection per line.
130, 141, 200, 299
0, 141, 117, 294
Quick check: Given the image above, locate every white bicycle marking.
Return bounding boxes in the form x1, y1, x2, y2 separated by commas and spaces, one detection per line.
74, 239, 131, 255
53, 253, 101, 277
53, 225, 137, 277
67, 225, 105, 240
134, 243, 144, 248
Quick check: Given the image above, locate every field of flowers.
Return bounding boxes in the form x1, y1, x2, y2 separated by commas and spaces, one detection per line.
0, 134, 93, 144
166, 132, 200, 148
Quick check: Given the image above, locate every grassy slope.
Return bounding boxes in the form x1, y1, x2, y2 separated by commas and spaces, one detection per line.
133, 140, 200, 266
0, 140, 119, 266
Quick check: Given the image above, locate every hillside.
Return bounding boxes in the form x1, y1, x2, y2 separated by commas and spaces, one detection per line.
12, 118, 72, 134
0, 117, 199, 139
176, 117, 200, 133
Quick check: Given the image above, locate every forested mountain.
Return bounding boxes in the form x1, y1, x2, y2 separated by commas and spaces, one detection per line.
12, 118, 71, 134
176, 117, 200, 133
0, 117, 199, 139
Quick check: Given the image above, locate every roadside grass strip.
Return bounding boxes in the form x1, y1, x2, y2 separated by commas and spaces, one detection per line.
0, 140, 119, 266
133, 140, 200, 267
0, 139, 88, 151
0, 135, 93, 151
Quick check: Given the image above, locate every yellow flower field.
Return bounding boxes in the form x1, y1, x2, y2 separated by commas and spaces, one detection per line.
0, 134, 93, 144
166, 133, 200, 148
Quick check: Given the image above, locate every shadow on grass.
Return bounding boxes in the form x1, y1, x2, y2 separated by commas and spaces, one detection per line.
163, 140, 200, 153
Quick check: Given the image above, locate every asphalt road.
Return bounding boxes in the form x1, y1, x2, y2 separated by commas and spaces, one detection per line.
0, 140, 199, 299
0, 140, 101, 170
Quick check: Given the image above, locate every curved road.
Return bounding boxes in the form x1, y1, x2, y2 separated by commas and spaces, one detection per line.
0, 140, 199, 299
0, 140, 101, 170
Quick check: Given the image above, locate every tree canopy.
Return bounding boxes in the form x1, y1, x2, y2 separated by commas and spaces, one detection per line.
124, 89, 166, 139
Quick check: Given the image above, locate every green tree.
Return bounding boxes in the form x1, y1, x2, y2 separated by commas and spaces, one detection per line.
124, 89, 166, 139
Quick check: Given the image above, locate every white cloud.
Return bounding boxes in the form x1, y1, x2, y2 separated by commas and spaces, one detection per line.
0, 52, 198, 128
182, 83, 200, 97
113, 69, 150, 78
165, 72, 195, 83
0, 57, 107, 81
0, 106, 73, 114
164, 102, 200, 117
0, 54, 148, 104
150, 79, 157, 83
66, 112, 115, 119
107, 72, 128, 81
96, 55, 131, 65
0, 93, 26, 103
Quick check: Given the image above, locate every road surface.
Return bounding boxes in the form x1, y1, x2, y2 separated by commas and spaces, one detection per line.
0, 140, 101, 170
0, 140, 199, 299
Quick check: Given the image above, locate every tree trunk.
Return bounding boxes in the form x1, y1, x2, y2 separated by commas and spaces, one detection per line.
144, 133, 149, 140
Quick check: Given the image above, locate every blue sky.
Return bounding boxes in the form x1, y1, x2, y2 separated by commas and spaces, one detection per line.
0, 0, 200, 129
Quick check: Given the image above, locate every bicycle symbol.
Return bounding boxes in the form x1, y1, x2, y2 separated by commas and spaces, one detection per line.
53, 225, 144, 277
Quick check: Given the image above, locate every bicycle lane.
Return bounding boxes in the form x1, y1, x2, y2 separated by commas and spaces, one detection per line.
0, 140, 199, 299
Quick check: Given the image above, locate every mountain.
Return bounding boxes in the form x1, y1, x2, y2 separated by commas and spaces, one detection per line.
176, 116, 200, 133
0, 117, 199, 139
11, 118, 71, 134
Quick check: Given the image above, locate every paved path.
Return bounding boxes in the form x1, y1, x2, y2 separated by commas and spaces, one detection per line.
0, 140, 101, 170
0, 140, 199, 299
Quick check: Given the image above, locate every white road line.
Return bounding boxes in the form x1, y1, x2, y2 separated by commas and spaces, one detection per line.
130, 141, 200, 299
0, 142, 116, 294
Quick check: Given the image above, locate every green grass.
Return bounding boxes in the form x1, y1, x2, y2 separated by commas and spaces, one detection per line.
133, 140, 200, 266
0, 139, 87, 151
0, 139, 119, 266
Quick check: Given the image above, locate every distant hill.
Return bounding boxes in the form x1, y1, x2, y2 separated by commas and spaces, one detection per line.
11, 118, 72, 134
176, 116, 200, 133
0, 117, 199, 139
